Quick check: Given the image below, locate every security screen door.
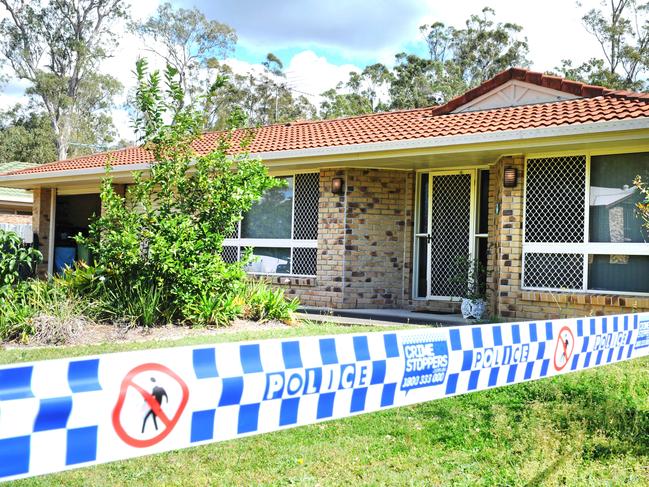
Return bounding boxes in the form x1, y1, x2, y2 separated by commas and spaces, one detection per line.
414, 170, 476, 299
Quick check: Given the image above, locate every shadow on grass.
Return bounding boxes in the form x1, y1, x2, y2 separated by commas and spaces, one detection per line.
524, 455, 569, 487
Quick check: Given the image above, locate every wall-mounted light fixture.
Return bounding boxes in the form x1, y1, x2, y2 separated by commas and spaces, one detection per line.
331, 177, 344, 195
503, 167, 518, 188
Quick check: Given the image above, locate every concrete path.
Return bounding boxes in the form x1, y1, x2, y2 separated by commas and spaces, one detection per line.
297, 306, 475, 327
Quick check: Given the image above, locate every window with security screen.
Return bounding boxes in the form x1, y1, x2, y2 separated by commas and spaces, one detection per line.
522, 152, 649, 294
223, 172, 319, 276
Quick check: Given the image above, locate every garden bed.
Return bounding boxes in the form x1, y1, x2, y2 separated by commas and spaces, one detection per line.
1, 318, 290, 348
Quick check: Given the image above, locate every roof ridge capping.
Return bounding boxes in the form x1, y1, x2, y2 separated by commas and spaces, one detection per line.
429, 67, 626, 116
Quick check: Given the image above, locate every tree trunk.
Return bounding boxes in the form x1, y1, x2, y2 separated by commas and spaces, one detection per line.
55, 116, 71, 161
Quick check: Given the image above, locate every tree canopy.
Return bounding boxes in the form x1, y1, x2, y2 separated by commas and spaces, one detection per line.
555, 1, 649, 91
0, 0, 127, 160
320, 7, 530, 117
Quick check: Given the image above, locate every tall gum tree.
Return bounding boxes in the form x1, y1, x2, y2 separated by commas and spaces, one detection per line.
0, 0, 127, 161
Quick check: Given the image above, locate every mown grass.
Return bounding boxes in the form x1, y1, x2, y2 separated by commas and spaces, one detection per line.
3, 322, 648, 486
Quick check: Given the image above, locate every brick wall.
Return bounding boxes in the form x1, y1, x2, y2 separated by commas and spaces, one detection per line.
279, 169, 346, 308
280, 167, 463, 312
342, 169, 412, 308
278, 168, 414, 309
489, 156, 525, 318
0, 213, 31, 224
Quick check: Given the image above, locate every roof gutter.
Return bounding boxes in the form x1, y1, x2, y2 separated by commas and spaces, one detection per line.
1, 117, 648, 185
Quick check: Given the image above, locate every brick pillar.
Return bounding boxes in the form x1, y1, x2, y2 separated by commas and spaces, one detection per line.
342, 169, 412, 309
491, 156, 525, 318
316, 169, 347, 308
32, 188, 54, 276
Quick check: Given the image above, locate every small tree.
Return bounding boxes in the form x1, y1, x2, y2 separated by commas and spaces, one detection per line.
634, 175, 649, 239
79, 59, 279, 324
0, 229, 41, 286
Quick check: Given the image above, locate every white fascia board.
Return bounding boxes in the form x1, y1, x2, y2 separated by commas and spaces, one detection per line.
254, 117, 649, 161
0, 117, 648, 185
0, 163, 151, 183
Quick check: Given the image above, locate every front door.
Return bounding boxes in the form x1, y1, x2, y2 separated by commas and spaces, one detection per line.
414, 170, 477, 299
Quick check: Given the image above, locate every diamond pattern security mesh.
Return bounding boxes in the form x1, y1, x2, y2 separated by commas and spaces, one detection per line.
293, 173, 320, 240
525, 156, 586, 243
222, 246, 239, 264
293, 247, 317, 276
429, 174, 472, 297
227, 223, 240, 239
523, 253, 583, 290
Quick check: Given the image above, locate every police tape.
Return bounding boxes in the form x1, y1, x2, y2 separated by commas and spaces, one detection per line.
1, 312, 648, 481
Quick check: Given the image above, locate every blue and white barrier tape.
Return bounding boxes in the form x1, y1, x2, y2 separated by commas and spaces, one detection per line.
1, 312, 648, 481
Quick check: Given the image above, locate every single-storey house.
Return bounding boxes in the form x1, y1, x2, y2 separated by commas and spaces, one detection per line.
1, 68, 648, 320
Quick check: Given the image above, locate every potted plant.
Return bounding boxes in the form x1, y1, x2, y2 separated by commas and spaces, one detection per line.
449, 255, 488, 320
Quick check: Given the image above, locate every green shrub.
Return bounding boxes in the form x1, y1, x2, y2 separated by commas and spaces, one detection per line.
92, 278, 171, 328
27, 279, 89, 320
59, 262, 108, 299
0, 229, 42, 286
0, 279, 88, 343
0, 283, 35, 341
183, 291, 243, 327
75, 59, 283, 327
241, 280, 299, 324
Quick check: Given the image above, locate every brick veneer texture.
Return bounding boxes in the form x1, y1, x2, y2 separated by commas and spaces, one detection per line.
281, 167, 459, 312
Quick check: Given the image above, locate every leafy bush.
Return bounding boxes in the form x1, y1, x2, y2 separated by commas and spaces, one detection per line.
183, 291, 244, 327
634, 175, 649, 239
0, 279, 89, 343
449, 255, 488, 300
0, 283, 35, 341
93, 279, 170, 328
75, 59, 282, 327
0, 229, 42, 286
241, 280, 299, 324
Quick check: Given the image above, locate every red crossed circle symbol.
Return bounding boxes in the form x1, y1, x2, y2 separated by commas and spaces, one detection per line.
553, 326, 575, 372
112, 363, 189, 448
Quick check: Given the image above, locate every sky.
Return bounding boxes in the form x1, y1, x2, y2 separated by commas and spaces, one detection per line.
0, 0, 607, 143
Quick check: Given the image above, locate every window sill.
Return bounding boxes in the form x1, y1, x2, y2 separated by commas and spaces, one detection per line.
247, 274, 317, 287
520, 290, 649, 308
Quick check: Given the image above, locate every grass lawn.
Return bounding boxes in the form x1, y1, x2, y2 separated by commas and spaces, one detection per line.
3, 321, 648, 486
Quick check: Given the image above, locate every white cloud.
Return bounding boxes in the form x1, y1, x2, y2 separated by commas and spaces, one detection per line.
223, 50, 359, 107
191, 0, 428, 52
284, 51, 359, 101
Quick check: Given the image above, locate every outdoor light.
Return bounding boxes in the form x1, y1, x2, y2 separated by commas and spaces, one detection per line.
503, 167, 518, 188
331, 177, 344, 194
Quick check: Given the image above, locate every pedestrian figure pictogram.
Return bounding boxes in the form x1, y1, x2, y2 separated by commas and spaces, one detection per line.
141, 378, 169, 434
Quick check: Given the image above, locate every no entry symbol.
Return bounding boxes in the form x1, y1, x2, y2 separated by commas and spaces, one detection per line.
553, 326, 575, 371
112, 363, 189, 448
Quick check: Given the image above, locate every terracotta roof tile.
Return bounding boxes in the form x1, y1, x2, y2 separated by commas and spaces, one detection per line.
3, 68, 649, 178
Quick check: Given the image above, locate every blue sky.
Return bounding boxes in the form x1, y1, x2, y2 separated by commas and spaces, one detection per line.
0, 0, 606, 141
185, 0, 431, 66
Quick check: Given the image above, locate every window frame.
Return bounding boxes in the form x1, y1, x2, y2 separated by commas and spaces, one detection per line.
521, 148, 649, 296
223, 171, 318, 277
